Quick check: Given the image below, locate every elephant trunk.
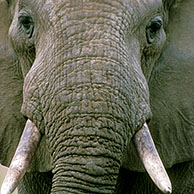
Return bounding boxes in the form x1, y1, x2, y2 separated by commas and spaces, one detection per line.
49, 114, 125, 193
51, 148, 120, 193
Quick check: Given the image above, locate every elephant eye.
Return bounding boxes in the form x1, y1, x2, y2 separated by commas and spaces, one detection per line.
19, 15, 34, 38
146, 16, 163, 44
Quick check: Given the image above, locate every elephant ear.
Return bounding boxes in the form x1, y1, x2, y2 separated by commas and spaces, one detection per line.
0, 0, 26, 166
148, 0, 194, 168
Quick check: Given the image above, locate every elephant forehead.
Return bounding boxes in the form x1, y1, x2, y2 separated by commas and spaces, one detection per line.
33, 0, 163, 31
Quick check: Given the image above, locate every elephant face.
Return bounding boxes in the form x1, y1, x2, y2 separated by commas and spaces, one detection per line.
0, 0, 174, 193
149, 0, 194, 168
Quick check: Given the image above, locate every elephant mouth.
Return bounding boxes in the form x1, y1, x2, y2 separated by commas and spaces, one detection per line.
1, 119, 172, 194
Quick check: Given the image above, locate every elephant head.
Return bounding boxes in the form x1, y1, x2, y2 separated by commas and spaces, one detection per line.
0, 0, 175, 193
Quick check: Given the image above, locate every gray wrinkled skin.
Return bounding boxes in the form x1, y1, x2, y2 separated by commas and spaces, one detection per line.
0, 0, 193, 193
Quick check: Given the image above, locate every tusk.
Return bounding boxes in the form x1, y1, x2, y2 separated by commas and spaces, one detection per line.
133, 123, 172, 194
1, 119, 41, 194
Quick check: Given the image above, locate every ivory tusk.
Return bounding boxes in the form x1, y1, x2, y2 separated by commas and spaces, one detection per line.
133, 123, 172, 194
1, 119, 41, 194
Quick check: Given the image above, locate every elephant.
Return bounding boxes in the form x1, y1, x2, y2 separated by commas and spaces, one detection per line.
0, 0, 193, 194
